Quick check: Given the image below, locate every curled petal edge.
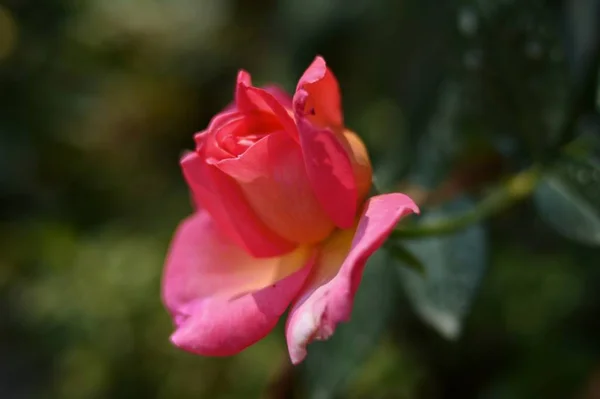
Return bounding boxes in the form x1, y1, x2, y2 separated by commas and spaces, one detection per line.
285, 193, 419, 364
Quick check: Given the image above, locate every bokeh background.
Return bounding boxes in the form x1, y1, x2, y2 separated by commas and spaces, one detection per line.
1, 0, 600, 398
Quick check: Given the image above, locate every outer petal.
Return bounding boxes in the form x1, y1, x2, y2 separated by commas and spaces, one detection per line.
181, 151, 295, 258
294, 89, 357, 228
296, 56, 343, 130
162, 211, 314, 356
216, 131, 335, 244
285, 193, 419, 364
339, 130, 373, 205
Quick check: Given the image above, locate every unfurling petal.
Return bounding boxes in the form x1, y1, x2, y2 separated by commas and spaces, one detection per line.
181, 152, 295, 257
235, 70, 292, 125
285, 193, 419, 364
162, 211, 314, 356
293, 89, 357, 229
233, 72, 299, 143
296, 56, 343, 130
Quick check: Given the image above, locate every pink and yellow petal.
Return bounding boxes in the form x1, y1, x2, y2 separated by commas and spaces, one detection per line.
162, 211, 314, 356
339, 130, 373, 204
285, 193, 419, 364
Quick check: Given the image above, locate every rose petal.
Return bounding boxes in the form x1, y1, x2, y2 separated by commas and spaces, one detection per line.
233, 72, 298, 141
196, 115, 246, 160
235, 70, 274, 115
194, 110, 245, 148
181, 151, 295, 257
296, 56, 343, 130
285, 193, 419, 364
339, 130, 373, 203
216, 131, 335, 244
207, 110, 244, 134
245, 86, 298, 140
264, 85, 293, 110
293, 89, 357, 229
162, 211, 314, 356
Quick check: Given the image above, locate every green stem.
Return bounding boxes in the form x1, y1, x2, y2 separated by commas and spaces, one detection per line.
392, 166, 542, 239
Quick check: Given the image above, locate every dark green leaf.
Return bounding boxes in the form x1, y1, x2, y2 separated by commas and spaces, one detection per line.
385, 241, 426, 276
409, 82, 463, 189
563, 0, 600, 84
397, 197, 487, 340
534, 136, 600, 246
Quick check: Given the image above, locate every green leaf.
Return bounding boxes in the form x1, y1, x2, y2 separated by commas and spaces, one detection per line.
534, 138, 600, 246
301, 251, 400, 399
397, 197, 487, 340
409, 82, 463, 190
563, 0, 600, 84
385, 241, 426, 276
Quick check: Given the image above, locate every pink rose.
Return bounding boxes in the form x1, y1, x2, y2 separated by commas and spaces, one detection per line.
162, 56, 419, 364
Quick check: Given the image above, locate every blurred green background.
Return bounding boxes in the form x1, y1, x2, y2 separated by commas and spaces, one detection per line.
1, 0, 600, 398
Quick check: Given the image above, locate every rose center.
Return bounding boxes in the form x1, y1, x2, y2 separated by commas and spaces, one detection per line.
219, 133, 268, 157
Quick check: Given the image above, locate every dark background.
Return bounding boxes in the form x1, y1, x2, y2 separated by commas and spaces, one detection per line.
1, 0, 600, 398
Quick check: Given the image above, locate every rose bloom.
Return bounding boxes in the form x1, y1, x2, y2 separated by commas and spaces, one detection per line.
162, 56, 418, 364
